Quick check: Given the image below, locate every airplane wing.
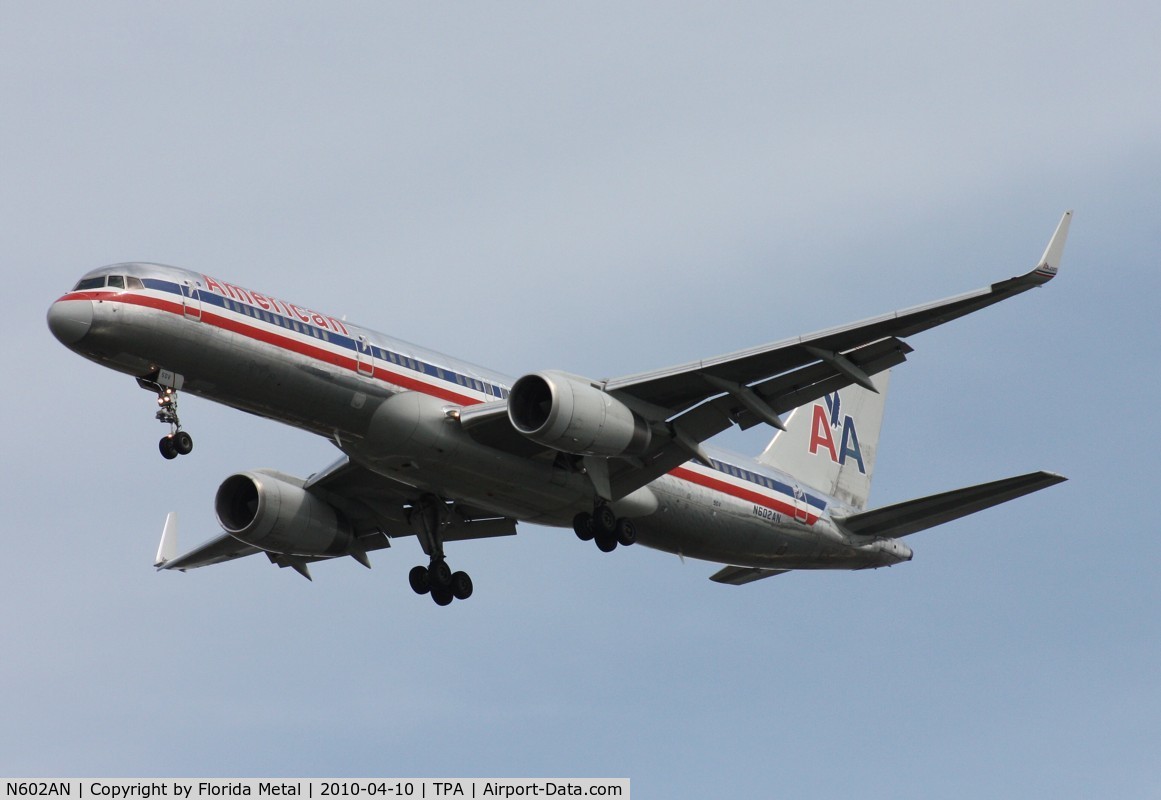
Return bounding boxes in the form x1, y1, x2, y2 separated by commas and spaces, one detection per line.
458, 213, 1071, 501
153, 512, 394, 580
154, 456, 517, 579
830, 471, 1067, 539
570, 212, 1071, 499
606, 211, 1070, 410
154, 515, 263, 570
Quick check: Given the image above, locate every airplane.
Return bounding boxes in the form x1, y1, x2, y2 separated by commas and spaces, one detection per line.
47, 212, 1072, 604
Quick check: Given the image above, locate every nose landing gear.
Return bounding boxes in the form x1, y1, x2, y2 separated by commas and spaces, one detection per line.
155, 387, 194, 459
139, 374, 193, 460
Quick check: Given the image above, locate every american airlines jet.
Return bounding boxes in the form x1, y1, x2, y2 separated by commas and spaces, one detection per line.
47, 213, 1071, 604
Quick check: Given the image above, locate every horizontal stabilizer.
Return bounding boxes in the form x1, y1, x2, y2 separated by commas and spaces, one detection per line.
709, 565, 792, 585
832, 470, 1066, 539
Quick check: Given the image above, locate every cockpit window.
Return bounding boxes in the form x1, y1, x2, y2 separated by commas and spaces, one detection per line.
74, 276, 106, 291
71, 274, 142, 291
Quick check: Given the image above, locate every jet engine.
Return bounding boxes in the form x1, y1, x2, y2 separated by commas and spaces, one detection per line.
215, 470, 353, 557
508, 370, 652, 457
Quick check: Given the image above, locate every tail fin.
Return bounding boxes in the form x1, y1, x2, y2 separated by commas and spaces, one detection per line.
756, 371, 890, 509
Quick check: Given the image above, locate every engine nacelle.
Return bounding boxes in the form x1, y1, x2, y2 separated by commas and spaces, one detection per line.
215, 470, 353, 557
508, 370, 652, 457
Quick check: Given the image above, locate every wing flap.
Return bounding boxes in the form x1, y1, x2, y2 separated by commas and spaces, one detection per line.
832, 471, 1067, 539
443, 515, 517, 541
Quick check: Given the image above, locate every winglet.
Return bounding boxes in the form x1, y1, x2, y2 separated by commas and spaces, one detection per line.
155, 512, 178, 568
1031, 210, 1072, 283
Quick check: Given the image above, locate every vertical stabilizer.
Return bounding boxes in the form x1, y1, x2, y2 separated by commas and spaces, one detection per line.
756, 371, 890, 509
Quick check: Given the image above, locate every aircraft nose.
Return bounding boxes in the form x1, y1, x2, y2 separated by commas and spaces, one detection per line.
47, 298, 94, 345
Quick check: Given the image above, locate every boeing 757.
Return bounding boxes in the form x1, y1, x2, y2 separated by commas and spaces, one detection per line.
47, 213, 1072, 604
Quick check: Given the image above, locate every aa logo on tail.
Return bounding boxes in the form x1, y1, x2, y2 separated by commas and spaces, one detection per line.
807, 392, 866, 474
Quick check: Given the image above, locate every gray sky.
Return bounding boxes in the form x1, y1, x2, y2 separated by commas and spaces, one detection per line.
4, 2, 1160, 796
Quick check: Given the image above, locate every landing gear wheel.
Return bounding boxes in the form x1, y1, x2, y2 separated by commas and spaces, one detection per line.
173, 430, 194, 455
159, 436, 178, 460
595, 530, 618, 553
431, 584, 454, 606
450, 571, 473, 600
593, 505, 617, 536
408, 565, 431, 595
616, 518, 637, 546
572, 512, 595, 541
429, 558, 452, 589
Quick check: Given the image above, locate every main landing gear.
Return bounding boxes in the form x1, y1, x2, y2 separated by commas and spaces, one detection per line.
407, 494, 473, 606
408, 561, 473, 606
572, 505, 637, 553
138, 375, 194, 460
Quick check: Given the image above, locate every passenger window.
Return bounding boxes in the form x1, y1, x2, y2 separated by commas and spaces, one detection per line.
108, 275, 125, 289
